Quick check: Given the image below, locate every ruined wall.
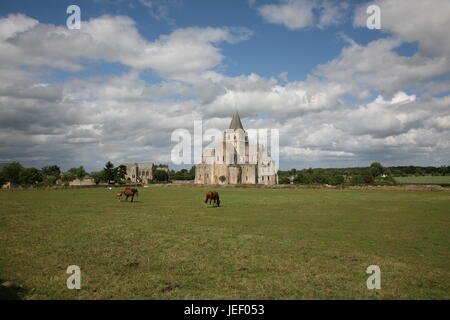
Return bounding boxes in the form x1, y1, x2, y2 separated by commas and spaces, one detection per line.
227, 165, 242, 184
195, 164, 208, 184
213, 164, 228, 184
240, 164, 257, 184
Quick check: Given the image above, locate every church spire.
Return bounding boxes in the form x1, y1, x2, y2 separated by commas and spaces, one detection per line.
229, 111, 244, 130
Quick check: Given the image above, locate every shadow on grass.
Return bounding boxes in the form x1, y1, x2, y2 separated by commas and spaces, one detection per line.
0, 280, 27, 300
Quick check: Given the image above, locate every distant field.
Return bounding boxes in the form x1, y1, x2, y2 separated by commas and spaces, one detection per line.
0, 187, 449, 299
394, 176, 450, 185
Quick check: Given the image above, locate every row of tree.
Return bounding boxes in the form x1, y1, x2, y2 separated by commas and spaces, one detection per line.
0, 162, 128, 188
2, 161, 448, 188
0, 162, 43, 187
168, 167, 195, 180
0, 162, 90, 187
388, 165, 450, 176
277, 162, 397, 186
90, 162, 127, 185
0, 161, 176, 188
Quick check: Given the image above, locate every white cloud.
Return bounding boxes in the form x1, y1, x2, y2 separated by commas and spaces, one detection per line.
282, 146, 355, 158
0, 14, 252, 79
0, 11, 449, 170
314, 38, 450, 95
0, 13, 38, 40
354, 0, 450, 57
258, 0, 349, 30
138, 0, 182, 25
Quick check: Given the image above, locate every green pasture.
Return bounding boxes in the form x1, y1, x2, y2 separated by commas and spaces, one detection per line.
0, 187, 449, 299
394, 176, 450, 185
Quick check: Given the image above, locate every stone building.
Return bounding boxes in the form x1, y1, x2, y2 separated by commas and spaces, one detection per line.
121, 162, 169, 184
122, 162, 153, 184
195, 112, 278, 185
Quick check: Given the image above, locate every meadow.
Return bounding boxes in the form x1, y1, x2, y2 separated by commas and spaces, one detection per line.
394, 176, 450, 185
0, 186, 449, 300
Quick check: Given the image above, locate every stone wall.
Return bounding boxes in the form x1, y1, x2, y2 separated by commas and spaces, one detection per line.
69, 177, 95, 186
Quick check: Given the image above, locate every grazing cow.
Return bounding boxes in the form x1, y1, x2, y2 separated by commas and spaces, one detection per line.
205, 191, 220, 207
123, 187, 139, 202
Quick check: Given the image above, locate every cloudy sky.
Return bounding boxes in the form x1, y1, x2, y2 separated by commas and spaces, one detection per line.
0, 0, 449, 171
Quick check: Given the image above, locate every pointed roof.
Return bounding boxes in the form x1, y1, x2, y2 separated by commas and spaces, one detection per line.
229, 111, 244, 130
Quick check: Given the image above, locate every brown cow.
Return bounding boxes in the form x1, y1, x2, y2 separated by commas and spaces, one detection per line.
123, 187, 139, 202
205, 191, 220, 207
115, 191, 123, 200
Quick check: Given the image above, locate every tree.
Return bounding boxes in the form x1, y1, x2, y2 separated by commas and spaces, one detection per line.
189, 166, 195, 179
278, 176, 290, 184
76, 166, 87, 183
103, 161, 115, 184
153, 169, 169, 182
363, 174, 375, 184
42, 175, 58, 186
19, 168, 43, 186
91, 171, 106, 185
219, 175, 226, 183
0, 171, 6, 187
439, 165, 450, 176
115, 165, 127, 182
41, 165, 61, 178
61, 171, 76, 186
66, 166, 87, 185
370, 162, 384, 178
40, 165, 61, 186
350, 175, 364, 184
2, 162, 24, 185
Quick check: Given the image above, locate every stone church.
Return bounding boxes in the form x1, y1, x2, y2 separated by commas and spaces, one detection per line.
195, 112, 278, 185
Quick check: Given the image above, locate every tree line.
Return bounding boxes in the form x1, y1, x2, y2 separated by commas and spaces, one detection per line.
1, 161, 448, 188
277, 163, 450, 186
0, 161, 196, 188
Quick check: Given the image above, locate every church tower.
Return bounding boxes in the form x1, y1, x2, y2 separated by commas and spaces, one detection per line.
224, 111, 247, 164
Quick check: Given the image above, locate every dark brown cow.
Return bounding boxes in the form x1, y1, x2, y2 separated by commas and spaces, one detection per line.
123, 187, 139, 202
205, 191, 220, 207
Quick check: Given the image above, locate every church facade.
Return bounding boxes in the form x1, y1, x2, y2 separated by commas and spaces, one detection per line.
195, 112, 278, 185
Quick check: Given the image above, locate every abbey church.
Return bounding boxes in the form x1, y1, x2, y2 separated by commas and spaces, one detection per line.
195, 112, 278, 185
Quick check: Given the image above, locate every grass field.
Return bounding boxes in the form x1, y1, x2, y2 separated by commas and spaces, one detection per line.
394, 176, 450, 185
0, 187, 449, 300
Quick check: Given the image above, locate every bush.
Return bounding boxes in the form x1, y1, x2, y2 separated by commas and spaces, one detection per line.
278, 176, 291, 184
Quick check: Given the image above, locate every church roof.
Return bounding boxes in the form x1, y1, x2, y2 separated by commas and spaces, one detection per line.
229, 111, 244, 130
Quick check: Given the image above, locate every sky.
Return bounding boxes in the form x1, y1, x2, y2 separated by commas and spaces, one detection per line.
0, 0, 449, 171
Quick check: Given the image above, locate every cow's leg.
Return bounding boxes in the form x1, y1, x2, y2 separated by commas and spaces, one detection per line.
131, 194, 134, 202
